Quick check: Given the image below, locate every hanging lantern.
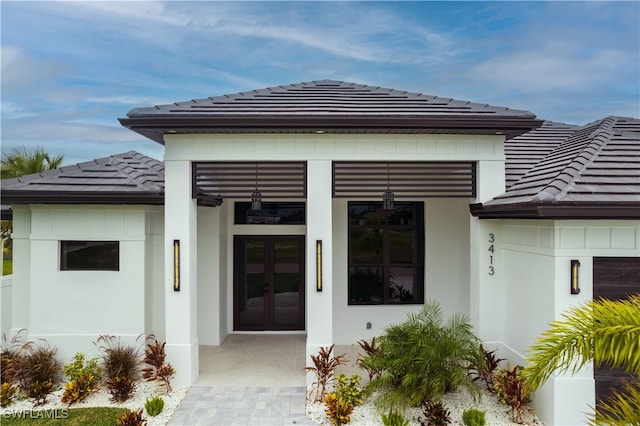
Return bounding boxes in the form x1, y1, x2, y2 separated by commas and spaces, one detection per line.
251, 163, 262, 211
383, 163, 394, 210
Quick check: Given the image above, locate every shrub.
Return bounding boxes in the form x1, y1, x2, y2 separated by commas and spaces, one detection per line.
493, 364, 532, 423
420, 400, 451, 426
361, 301, 483, 412
461, 408, 486, 426
468, 344, 504, 391
142, 335, 175, 394
96, 335, 141, 402
335, 374, 364, 407
1, 382, 18, 407
15, 341, 62, 405
324, 392, 354, 426
145, 395, 165, 417
1, 331, 27, 386
117, 408, 147, 426
381, 410, 411, 426
61, 353, 103, 404
305, 344, 347, 402
356, 337, 382, 381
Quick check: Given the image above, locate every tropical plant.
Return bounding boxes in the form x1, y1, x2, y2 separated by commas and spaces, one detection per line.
420, 400, 451, 426
1, 146, 64, 179
461, 408, 486, 426
142, 335, 175, 393
96, 335, 142, 402
116, 408, 147, 426
144, 395, 165, 417
0, 382, 18, 407
361, 301, 483, 412
468, 344, 503, 391
522, 294, 640, 425
324, 392, 354, 426
356, 337, 382, 381
305, 344, 347, 402
381, 410, 411, 426
335, 374, 364, 407
61, 353, 103, 404
493, 364, 532, 424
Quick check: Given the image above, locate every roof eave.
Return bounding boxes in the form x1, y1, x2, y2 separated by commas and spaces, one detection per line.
119, 116, 543, 144
469, 202, 640, 220
2, 191, 165, 206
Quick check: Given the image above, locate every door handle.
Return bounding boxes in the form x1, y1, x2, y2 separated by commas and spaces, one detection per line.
264, 283, 269, 293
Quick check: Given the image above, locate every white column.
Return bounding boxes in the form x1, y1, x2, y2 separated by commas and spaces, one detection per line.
9, 206, 30, 338
305, 160, 333, 381
469, 159, 506, 343
164, 159, 199, 386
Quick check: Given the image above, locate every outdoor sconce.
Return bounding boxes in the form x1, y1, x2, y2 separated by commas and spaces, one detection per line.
316, 240, 322, 292
173, 240, 180, 292
570, 259, 580, 294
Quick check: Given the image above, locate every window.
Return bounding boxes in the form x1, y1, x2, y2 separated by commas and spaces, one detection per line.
234, 202, 305, 225
348, 202, 424, 305
60, 241, 119, 271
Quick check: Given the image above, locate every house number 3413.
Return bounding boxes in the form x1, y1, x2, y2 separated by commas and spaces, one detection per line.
488, 233, 495, 276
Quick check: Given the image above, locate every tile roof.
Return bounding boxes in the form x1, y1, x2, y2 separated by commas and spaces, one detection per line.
472, 116, 640, 218
1, 151, 165, 205
119, 79, 542, 143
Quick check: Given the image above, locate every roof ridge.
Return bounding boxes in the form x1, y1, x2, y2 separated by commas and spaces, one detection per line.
533, 117, 617, 202
108, 151, 164, 191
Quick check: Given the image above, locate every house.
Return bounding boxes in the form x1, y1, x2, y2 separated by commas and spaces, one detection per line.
2, 80, 639, 425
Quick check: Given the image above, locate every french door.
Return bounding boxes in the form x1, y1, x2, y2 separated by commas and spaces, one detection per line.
233, 235, 305, 331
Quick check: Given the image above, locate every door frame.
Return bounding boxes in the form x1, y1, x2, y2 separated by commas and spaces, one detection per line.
233, 235, 306, 331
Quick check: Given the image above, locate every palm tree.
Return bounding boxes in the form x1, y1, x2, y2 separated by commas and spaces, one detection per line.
1, 146, 64, 179
522, 294, 640, 424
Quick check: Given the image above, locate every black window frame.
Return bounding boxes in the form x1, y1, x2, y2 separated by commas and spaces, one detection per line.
60, 241, 120, 271
234, 202, 306, 225
348, 202, 425, 305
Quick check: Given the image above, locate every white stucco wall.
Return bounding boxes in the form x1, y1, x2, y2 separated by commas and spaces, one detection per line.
499, 219, 640, 426
11, 205, 162, 362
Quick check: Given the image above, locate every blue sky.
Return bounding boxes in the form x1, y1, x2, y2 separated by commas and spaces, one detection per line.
2, 1, 639, 165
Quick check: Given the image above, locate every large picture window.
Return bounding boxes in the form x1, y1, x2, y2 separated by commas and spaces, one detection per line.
60, 241, 120, 271
348, 202, 424, 305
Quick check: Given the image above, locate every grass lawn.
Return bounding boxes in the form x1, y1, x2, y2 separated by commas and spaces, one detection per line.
1, 407, 128, 425
3, 259, 12, 275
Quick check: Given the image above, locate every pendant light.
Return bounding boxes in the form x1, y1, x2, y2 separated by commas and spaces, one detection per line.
383, 162, 394, 211
251, 162, 262, 211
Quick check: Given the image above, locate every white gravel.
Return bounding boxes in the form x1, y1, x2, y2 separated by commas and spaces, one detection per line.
306, 386, 544, 425
0, 381, 188, 425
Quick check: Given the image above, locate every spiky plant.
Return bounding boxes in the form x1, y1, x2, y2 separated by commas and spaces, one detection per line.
96, 335, 142, 402
362, 301, 482, 412
142, 335, 175, 394
304, 344, 347, 402
356, 337, 382, 381
522, 294, 640, 425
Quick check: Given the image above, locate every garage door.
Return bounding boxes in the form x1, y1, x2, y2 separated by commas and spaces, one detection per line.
592, 257, 640, 407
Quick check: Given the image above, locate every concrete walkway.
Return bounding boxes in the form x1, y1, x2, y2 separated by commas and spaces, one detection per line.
167, 334, 318, 425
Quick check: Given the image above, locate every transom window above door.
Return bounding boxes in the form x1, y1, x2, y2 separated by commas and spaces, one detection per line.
234, 202, 306, 225
348, 202, 425, 305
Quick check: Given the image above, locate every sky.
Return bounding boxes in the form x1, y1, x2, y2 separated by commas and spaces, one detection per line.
1, 1, 639, 165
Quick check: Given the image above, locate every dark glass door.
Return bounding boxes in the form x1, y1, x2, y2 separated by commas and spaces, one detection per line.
234, 236, 305, 331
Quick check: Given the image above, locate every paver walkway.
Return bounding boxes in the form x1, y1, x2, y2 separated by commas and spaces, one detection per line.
167, 385, 318, 426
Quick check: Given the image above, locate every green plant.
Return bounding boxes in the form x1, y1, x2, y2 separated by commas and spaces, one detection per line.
335, 374, 364, 407
381, 410, 411, 426
461, 408, 486, 426
356, 338, 382, 381
420, 400, 451, 426
361, 301, 483, 412
96, 335, 141, 402
1, 382, 18, 407
324, 392, 354, 425
142, 335, 175, 394
117, 408, 147, 426
304, 344, 347, 401
61, 353, 103, 404
15, 341, 62, 405
145, 395, 165, 417
468, 344, 503, 391
522, 295, 640, 425
493, 365, 531, 423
